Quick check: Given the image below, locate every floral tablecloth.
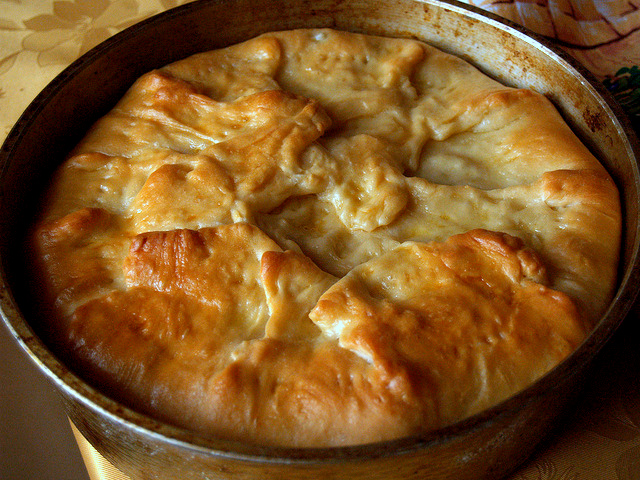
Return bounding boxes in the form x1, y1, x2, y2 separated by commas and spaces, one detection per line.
1, 1, 639, 479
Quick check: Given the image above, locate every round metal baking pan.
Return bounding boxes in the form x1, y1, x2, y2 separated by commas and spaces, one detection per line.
1, 0, 639, 479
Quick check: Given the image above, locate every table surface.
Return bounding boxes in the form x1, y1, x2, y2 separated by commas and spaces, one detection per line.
1, 1, 640, 479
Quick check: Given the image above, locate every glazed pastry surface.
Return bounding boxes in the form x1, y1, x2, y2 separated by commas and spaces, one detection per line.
31, 28, 620, 447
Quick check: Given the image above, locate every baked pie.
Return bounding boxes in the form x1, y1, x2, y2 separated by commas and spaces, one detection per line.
29, 28, 621, 447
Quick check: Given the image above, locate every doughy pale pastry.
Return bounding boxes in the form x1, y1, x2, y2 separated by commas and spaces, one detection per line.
30, 28, 620, 447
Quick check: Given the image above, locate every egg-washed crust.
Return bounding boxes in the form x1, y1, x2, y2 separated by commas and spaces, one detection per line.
30, 28, 620, 447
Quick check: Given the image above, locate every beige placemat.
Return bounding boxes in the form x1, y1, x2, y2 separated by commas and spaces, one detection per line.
71, 422, 131, 480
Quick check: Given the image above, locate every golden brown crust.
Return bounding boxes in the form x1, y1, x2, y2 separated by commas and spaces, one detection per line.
30, 28, 621, 447
311, 230, 587, 427
32, 207, 127, 318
